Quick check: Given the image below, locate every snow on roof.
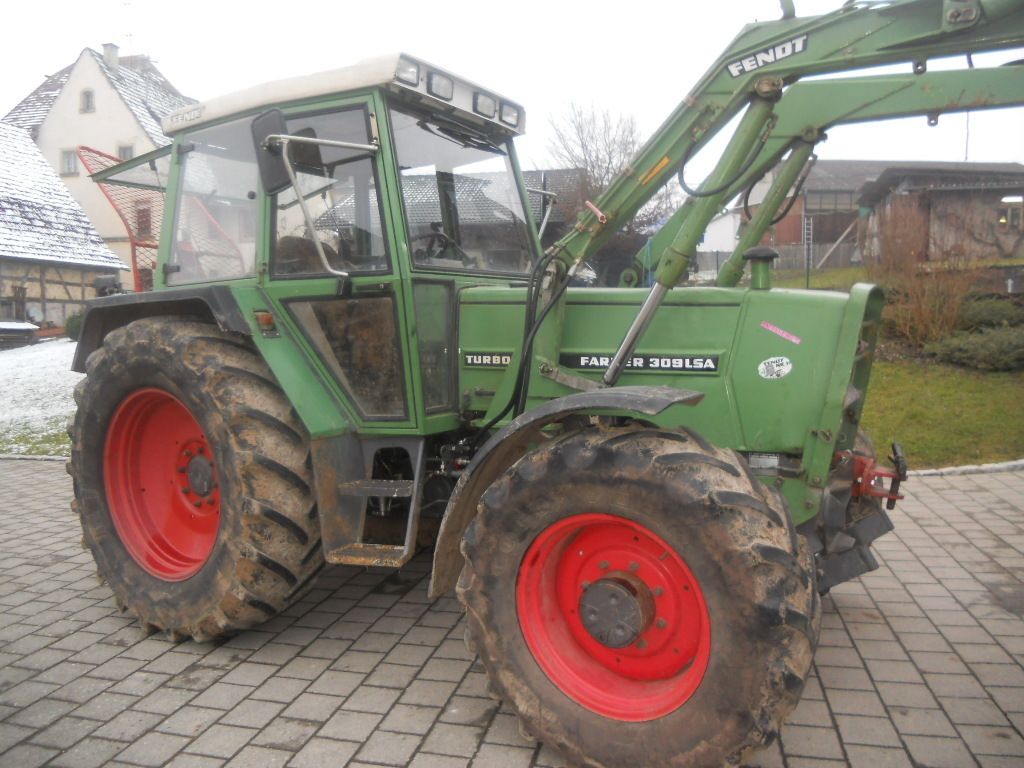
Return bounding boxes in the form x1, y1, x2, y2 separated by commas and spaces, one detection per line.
0, 123, 124, 270
2, 49, 195, 146
1, 66, 71, 133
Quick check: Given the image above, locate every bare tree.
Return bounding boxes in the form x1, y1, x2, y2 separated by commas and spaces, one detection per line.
866, 194, 981, 345
548, 103, 641, 201
547, 103, 681, 239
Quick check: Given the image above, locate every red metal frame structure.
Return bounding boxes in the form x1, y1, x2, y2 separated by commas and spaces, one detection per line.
78, 146, 163, 292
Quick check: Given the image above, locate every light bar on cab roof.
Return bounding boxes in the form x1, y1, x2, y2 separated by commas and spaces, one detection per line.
391, 55, 525, 135
395, 58, 420, 86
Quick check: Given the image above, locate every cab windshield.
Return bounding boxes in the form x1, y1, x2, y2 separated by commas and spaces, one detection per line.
389, 105, 534, 274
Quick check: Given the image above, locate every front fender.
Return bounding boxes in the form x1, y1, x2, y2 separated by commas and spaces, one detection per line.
428, 385, 703, 598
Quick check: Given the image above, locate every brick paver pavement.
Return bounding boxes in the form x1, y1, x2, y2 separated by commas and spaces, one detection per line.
1, 457, 1023, 767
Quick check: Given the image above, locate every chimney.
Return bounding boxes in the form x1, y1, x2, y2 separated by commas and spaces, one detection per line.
103, 43, 119, 74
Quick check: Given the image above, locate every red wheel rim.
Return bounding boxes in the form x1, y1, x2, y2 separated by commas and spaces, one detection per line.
516, 513, 711, 721
103, 388, 220, 581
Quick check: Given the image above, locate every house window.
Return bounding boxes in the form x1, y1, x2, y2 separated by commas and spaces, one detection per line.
117, 144, 134, 161
998, 195, 1023, 232
998, 208, 1022, 232
80, 90, 95, 113
136, 205, 152, 239
60, 150, 78, 176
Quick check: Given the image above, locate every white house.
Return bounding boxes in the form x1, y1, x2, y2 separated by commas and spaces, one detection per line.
0, 123, 124, 326
3, 45, 194, 276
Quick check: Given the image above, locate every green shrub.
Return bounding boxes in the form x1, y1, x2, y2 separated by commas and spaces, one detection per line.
958, 297, 1024, 331
926, 327, 1024, 371
65, 312, 83, 341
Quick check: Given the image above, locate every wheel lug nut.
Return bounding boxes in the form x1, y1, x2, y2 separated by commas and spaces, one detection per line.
628, 561, 639, 572
657, 618, 667, 629
193, 501, 202, 508
177, 467, 186, 474
653, 586, 664, 597
184, 450, 192, 458
636, 638, 648, 649
581, 581, 591, 590
598, 560, 609, 570
198, 447, 205, 454
182, 487, 190, 494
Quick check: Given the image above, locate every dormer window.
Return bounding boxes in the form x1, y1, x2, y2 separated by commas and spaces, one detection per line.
80, 90, 95, 113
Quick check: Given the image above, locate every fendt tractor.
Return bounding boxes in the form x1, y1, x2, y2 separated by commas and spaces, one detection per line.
70, 1, 1024, 765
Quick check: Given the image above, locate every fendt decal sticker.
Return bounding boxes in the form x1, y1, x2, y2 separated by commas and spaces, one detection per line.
758, 356, 793, 380
727, 35, 809, 78
463, 352, 513, 368
560, 354, 720, 373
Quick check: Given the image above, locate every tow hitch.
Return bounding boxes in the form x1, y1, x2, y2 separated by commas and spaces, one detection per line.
846, 442, 908, 510
804, 442, 907, 592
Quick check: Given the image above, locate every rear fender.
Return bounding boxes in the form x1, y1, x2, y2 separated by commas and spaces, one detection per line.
72, 287, 249, 372
428, 385, 703, 598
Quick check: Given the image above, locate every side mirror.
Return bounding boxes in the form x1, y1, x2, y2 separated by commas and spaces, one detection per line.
252, 109, 291, 195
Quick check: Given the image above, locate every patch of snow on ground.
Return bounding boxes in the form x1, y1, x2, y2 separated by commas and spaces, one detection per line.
0, 339, 82, 454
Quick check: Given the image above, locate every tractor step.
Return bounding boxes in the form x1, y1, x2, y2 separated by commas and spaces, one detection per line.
324, 543, 411, 569
338, 479, 415, 498
314, 436, 426, 570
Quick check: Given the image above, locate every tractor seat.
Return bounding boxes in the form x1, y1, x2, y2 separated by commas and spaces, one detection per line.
276, 235, 339, 274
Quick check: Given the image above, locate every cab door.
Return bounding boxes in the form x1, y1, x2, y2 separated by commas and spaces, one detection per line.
259, 97, 419, 433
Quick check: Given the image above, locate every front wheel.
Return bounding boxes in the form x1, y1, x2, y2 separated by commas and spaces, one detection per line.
458, 426, 819, 768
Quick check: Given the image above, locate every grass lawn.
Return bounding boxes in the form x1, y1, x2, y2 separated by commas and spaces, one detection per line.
774, 266, 869, 292
861, 359, 1024, 469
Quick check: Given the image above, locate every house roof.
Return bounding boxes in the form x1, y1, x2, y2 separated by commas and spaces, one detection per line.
2, 49, 194, 146
805, 160, 895, 192
0, 123, 124, 270
521, 168, 585, 225
857, 162, 1024, 206
807, 159, 1024, 194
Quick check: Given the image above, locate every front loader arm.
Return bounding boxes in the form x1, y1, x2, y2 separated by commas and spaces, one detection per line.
549, 0, 1024, 280
620, 63, 1024, 287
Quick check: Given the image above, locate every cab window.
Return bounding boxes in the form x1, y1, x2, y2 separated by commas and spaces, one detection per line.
272, 107, 389, 277
168, 118, 259, 284
389, 105, 533, 275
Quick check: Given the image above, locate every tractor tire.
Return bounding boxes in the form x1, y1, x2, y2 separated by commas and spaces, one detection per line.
457, 425, 819, 768
69, 316, 323, 641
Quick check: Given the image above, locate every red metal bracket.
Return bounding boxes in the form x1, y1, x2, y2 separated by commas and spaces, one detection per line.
837, 443, 908, 510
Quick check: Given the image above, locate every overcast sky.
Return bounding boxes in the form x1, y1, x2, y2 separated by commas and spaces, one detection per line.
2, 0, 1022, 175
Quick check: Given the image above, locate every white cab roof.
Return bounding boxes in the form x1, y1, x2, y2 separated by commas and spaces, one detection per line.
162, 54, 524, 136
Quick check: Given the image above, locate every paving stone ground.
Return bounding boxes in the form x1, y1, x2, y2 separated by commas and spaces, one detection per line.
1, 458, 1023, 767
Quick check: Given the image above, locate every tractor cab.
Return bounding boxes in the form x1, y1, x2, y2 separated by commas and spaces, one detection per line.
91, 55, 542, 435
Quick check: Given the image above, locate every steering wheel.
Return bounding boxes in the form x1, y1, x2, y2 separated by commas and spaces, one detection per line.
410, 227, 477, 267
410, 229, 451, 261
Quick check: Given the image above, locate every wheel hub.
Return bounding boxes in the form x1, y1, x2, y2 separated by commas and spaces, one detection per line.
186, 454, 214, 496
579, 575, 654, 648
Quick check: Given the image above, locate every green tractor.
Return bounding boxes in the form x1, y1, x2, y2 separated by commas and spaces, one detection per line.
71, 1, 1024, 765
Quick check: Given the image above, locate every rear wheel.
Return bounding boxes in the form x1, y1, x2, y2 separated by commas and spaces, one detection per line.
70, 317, 323, 640
458, 426, 819, 768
